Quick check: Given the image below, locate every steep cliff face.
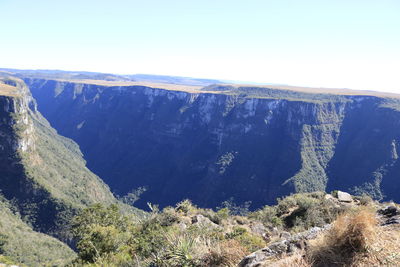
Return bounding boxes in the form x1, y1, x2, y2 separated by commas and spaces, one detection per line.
25, 78, 400, 208
0, 77, 117, 237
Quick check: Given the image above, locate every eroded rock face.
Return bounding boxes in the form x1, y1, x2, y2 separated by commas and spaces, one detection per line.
25, 78, 400, 208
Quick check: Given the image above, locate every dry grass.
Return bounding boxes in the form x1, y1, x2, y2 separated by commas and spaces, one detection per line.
0, 82, 18, 96
265, 252, 311, 267
355, 224, 400, 266
306, 207, 400, 267
202, 239, 249, 267
246, 206, 400, 267
53, 78, 205, 93
50, 79, 400, 99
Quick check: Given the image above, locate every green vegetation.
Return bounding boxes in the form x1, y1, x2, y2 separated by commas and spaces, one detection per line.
70, 200, 261, 266
4, 104, 120, 239
22, 112, 116, 208
250, 192, 346, 232
0, 196, 75, 266
69, 192, 351, 266
202, 84, 351, 103
0, 77, 128, 265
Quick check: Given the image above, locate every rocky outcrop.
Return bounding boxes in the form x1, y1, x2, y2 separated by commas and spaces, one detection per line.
378, 205, 400, 226
240, 204, 400, 267
239, 225, 331, 267
191, 214, 220, 229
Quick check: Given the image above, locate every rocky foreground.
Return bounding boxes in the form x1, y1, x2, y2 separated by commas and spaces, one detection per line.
240, 192, 400, 267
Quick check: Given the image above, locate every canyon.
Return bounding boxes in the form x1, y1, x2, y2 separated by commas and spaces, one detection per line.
16, 72, 400, 209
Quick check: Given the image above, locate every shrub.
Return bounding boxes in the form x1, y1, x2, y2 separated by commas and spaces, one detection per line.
225, 227, 265, 252
358, 194, 374, 206
175, 199, 197, 215
88, 251, 137, 267
130, 218, 168, 258
71, 204, 132, 263
76, 224, 129, 263
216, 208, 230, 221
71, 204, 129, 239
225, 227, 247, 239
158, 207, 180, 226
249, 205, 281, 227
276, 193, 344, 231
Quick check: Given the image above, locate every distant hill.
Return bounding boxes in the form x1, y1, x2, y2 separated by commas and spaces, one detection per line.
127, 73, 223, 86
0, 68, 224, 87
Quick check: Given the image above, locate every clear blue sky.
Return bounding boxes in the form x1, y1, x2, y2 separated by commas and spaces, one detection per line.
1, 0, 399, 93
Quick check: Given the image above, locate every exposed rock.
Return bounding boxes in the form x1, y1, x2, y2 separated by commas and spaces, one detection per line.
378, 205, 400, 217
378, 205, 400, 226
250, 222, 267, 236
324, 193, 335, 201
337, 191, 353, 202
239, 225, 331, 267
269, 227, 280, 236
279, 231, 291, 239
191, 214, 220, 229
383, 217, 400, 225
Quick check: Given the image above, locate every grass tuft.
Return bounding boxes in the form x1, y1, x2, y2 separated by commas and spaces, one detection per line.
308, 207, 378, 266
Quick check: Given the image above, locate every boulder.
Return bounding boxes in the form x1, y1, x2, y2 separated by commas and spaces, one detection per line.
337, 191, 353, 202
191, 214, 220, 229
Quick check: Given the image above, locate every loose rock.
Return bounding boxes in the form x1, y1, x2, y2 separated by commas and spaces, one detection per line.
337, 191, 353, 202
